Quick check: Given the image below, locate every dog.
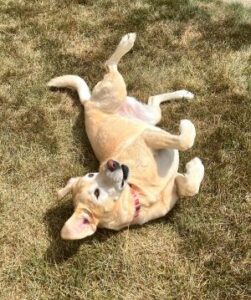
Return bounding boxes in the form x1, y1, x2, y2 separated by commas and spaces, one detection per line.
48, 33, 204, 240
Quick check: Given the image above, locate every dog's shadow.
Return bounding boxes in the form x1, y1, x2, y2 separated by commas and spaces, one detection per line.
43, 196, 177, 264
44, 88, 110, 264
43, 199, 121, 264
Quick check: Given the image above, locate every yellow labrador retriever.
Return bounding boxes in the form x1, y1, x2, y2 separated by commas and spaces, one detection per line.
48, 33, 204, 240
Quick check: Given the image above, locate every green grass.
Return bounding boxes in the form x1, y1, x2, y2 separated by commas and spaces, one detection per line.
0, 0, 250, 299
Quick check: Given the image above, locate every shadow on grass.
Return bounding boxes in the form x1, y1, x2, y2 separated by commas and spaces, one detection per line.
99, 0, 251, 53
43, 88, 100, 264
72, 102, 98, 170
43, 191, 179, 264
48, 86, 98, 169
43, 200, 119, 264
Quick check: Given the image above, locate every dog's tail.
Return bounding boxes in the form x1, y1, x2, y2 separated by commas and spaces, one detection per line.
47, 75, 91, 105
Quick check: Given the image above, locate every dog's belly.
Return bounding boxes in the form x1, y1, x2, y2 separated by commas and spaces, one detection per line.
118, 96, 157, 125
154, 148, 179, 181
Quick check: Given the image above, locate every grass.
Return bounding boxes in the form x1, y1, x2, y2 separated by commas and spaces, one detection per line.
0, 0, 250, 299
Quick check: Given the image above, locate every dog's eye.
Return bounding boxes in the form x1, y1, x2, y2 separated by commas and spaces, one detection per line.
88, 173, 94, 178
94, 188, 100, 199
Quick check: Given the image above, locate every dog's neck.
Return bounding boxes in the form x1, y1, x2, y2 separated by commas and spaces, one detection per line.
98, 184, 141, 230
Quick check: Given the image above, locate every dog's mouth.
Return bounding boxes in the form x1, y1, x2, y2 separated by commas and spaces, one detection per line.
106, 160, 129, 187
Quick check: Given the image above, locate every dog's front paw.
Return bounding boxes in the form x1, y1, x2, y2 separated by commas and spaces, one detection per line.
179, 90, 194, 100
186, 157, 204, 183
179, 119, 196, 150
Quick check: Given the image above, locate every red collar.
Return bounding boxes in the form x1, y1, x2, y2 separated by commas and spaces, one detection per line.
129, 185, 141, 219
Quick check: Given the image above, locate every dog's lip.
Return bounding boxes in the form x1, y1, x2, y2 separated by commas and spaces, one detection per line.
121, 164, 129, 181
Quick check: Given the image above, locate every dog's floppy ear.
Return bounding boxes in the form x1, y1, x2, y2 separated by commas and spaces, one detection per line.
61, 210, 98, 240
57, 177, 79, 200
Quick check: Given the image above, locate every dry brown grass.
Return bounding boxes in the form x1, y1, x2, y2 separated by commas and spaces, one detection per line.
0, 0, 250, 299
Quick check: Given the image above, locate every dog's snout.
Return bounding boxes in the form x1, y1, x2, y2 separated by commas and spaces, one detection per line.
107, 159, 120, 172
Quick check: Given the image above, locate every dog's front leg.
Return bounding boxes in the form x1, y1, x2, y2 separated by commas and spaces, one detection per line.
143, 120, 196, 151
148, 90, 194, 107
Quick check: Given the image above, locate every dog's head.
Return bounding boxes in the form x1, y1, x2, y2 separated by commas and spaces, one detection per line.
57, 159, 130, 240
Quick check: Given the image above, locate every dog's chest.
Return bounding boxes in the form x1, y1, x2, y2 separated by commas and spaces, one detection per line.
86, 115, 145, 162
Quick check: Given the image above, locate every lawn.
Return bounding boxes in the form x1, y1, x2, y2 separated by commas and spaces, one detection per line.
0, 0, 250, 299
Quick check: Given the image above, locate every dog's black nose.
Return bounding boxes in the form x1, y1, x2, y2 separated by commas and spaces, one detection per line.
107, 160, 120, 172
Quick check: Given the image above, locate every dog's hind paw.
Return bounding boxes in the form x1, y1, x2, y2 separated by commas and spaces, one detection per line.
119, 33, 136, 48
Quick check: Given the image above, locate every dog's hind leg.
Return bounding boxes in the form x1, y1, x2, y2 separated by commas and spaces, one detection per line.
143, 119, 196, 151
105, 33, 136, 69
175, 157, 204, 197
90, 33, 136, 113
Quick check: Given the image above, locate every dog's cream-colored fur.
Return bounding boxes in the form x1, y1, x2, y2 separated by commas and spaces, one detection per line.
48, 33, 204, 240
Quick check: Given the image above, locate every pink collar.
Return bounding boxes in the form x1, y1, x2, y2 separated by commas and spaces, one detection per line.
129, 185, 141, 219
